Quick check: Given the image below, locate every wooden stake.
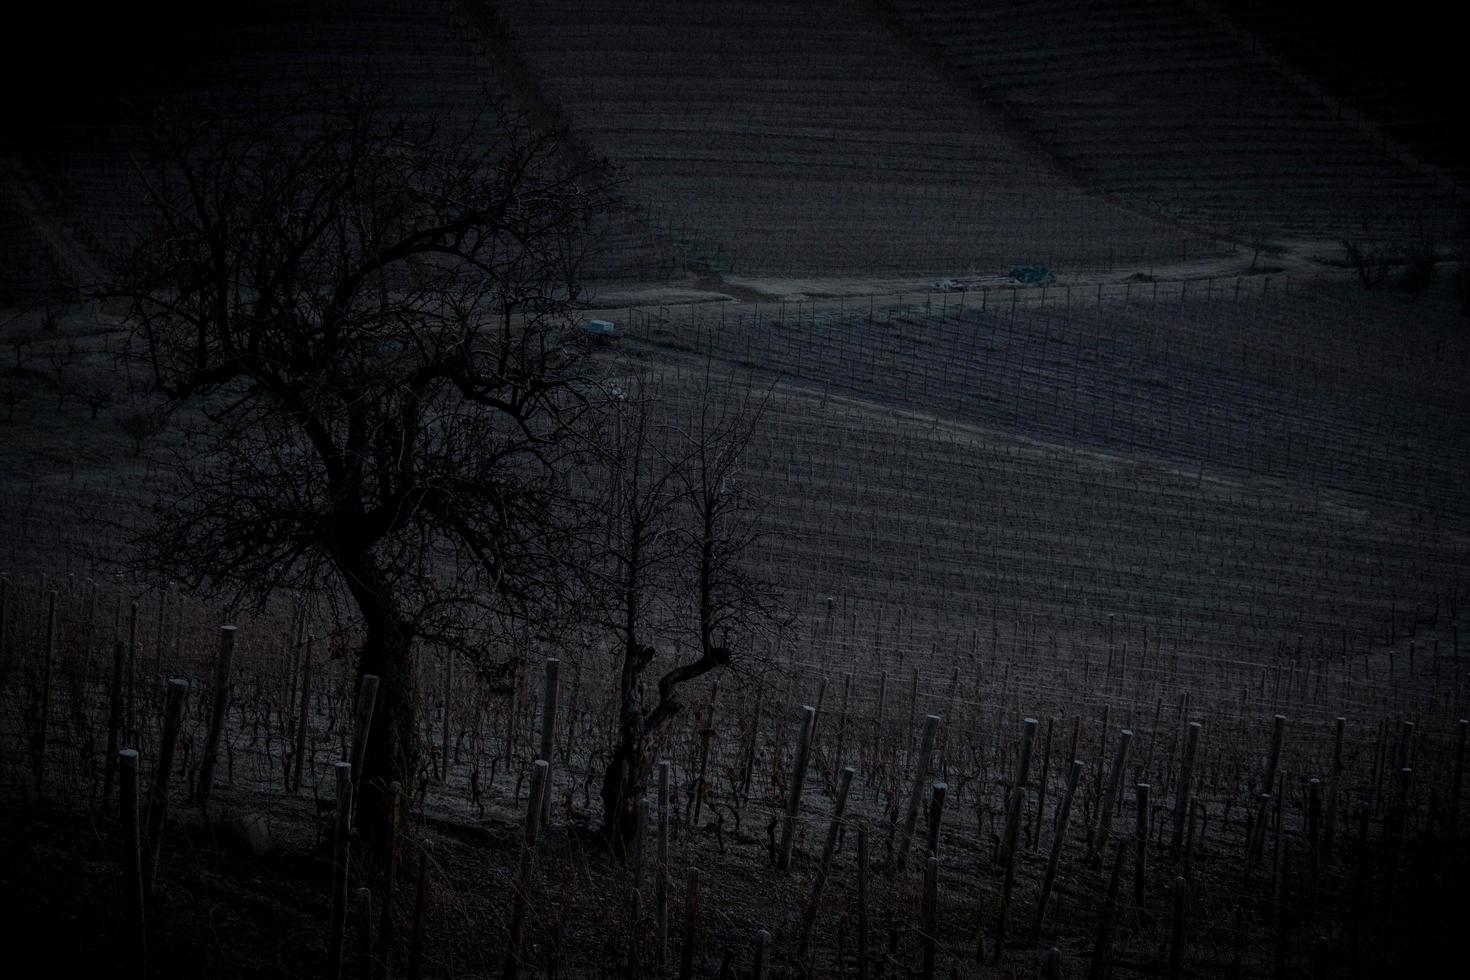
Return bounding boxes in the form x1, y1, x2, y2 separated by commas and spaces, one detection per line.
197, 625, 236, 807
328, 762, 354, 980
1171, 722, 1201, 855
1134, 783, 1149, 905
658, 760, 671, 964
1168, 876, 1186, 980
779, 705, 818, 871
752, 929, 771, 980
926, 781, 947, 858
406, 850, 428, 980
897, 715, 941, 872
145, 678, 187, 891
856, 822, 869, 980
799, 766, 854, 961
355, 887, 373, 980
1036, 759, 1084, 940
679, 867, 701, 980
507, 758, 548, 978
995, 785, 1024, 957
1087, 839, 1130, 980
1092, 729, 1133, 860
1450, 719, 1467, 836
920, 854, 939, 980
292, 637, 313, 793
119, 748, 145, 970
539, 658, 559, 825
33, 589, 56, 795
103, 638, 126, 806
1033, 717, 1055, 851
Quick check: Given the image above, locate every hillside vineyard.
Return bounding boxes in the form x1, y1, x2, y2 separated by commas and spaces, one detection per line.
1, 1, 1467, 978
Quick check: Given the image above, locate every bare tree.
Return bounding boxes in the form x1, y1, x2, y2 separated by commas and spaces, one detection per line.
109, 83, 609, 854
593, 371, 786, 850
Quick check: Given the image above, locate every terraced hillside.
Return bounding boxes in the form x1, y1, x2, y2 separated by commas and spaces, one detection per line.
1216, 0, 1467, 186
2, 0, 673, 301
883, 0, 1464, 243
489, 0, 1211, 276
3, 276, 1466, 977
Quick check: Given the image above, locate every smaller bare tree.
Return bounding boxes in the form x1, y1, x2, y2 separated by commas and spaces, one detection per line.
594, 370, 786, 851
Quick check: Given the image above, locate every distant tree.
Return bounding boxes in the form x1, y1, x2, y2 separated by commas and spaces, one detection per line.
109, 83, 609, 855
111, 394, 167, 455
1340, 236, 1389, 290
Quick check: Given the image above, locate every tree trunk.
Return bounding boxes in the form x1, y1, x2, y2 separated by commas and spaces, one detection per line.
601, 731, 644, 855
602, 640, 655, 854
343, 553, 417, 864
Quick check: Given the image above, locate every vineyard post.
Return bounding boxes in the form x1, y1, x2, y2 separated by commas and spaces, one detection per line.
679, 867, 700, 980
1324, 717, 1344, 856
1450, 719, 1467, 835
1091, 729, 1133, 861
354, 887, 373, 980
103, 638, 126, 806
1018, 717, 1038, 788
126, 601, 138, 739
379, 781, 401, 971
1088, 839, 1131, 980
1037, 758, 1085, 939
921, 854, 938, 980
539, 658, 559, 825
752, 929, 771, 980
833, 673, 851, 775
1168, 876, 1187, 980
995, 785, 1024, 957
119, 748, 145, 970
1032, 717, 1055, 851
33, 588, 56, 795
657, 760, 671, 965
441, 651, 452, 784
1171, 722, 1201, 855
897, 714, 941, 872
856, 821, 869, 980
292, 637, 313, 792
926, 782, 947, 857
1308, 778, 1322, 894
872, 672, 887, 783
1134, 783, 1149, 904
507, 758, 548, 978
145, 678, 187, 892
328, 761, 354, 980
406, 850, 428, 980
1250, 715, 1287, 863
778, 705, 817, 871
799, 766, 854, 962
197, 624, 236, 808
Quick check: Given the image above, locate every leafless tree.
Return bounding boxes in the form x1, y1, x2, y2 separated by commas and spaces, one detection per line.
592, 371, 787, 850
108, 82, 610, 854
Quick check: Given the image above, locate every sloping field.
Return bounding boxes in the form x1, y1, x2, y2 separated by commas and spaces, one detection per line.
489, 0, 1210, 276
1216, 0, 1467, 186
3, 277, 1465, 975
883, 0, 1464, 242
9, 0, 673, 288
